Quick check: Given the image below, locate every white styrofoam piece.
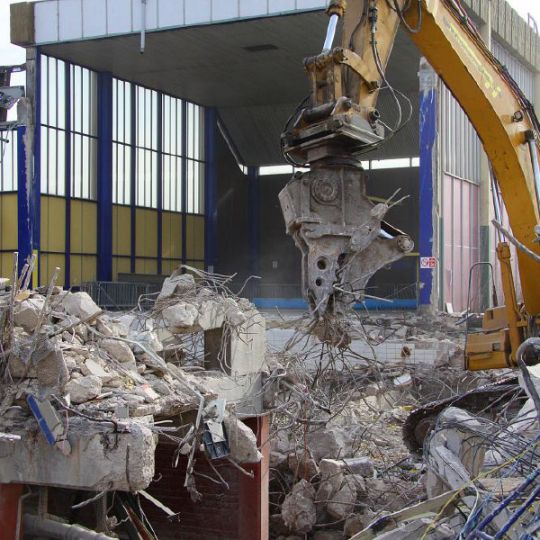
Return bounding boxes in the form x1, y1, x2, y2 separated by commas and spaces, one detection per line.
58, 0, 83, 41
185, 0, 211, 25
82, 0, 107, 38
158, 0, 184, 29
107, 0, 132, 35
35, 1, 60, 44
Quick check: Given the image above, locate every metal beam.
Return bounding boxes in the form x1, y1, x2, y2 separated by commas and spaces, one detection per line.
97, 71, 113, 281
204, 107, 218, 272
418, 59, 438, 307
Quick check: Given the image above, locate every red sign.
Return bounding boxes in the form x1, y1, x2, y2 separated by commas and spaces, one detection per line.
420, 257, 437, 269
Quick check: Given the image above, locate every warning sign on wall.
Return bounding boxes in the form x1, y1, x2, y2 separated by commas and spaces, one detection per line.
420, 257, 437, 269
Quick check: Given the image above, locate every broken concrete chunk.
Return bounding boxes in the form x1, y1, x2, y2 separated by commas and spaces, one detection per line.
326, 481, 357, 520
62, 292, 101, 321
158, 273, 196, 300
197, 300, 225, 330
37, 349, 69, 391
101, 338, 136, 365
129, 330, 163, 354
8, 355, 36, 378
281, 479, 317, 534
222, 298, 247, 327
132, 384, 160, 403
65, 375, 102, 404
96, 316, 118, 337
319, 459, 345, 494
80, 358, 120, 386
162, 303, 199, 329
288, 452, 319, 480
342, 457, 375, 478
306, 427, 352, 461
223, 413, 262, 463
14, 296, 45, 332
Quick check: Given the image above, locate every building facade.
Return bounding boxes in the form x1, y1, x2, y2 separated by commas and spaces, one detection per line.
2, 0, 540, 313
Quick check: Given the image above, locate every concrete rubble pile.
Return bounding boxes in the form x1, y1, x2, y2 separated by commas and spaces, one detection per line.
265, 311, 540, 539
0, 264, 265, 498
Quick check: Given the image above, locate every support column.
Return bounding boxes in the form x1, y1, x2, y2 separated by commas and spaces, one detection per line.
17, 126, 31, 266
239, 416, 269, 540
22, 47, 41, 286
156, 92, 163, 275
0, 483, 23, 539
64, 63, 72, 286
181, 100, 188, 267
479, 6, 493, 311
97, 72, 113, 281
248, 166, 260, 280
418, 58, 438, 308
130, 83, 137, 273
204, 108, 218, 273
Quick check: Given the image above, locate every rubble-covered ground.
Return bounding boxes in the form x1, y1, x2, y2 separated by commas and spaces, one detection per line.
263, 310, 540, 539
0, 263, 266, 532
1, 259, 539, 539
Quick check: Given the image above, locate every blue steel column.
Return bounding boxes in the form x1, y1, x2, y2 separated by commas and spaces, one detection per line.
16, 126, 31, 266
96, 72, 113, 281
64, 63, 71, 286
204, 107, 218, 272
130, 83, 137, 273
156, 92, 163, 275
181, 100, 188, 266
31, 48, 41, 284
248, 166, 260, 278
418, 59, 438, 307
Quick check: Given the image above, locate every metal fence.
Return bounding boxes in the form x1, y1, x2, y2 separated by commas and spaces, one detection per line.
77, 279, 418, 311
77, 281, 161, 310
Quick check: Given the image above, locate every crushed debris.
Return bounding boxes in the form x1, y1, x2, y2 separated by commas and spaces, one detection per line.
264, 309, 540, 539
0, 258, 267, 534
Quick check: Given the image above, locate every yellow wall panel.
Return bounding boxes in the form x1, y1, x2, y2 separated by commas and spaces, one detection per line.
40, 253, 65, 287
135, 209, 157, 258
186, 260, 204, 271
162, 211, 182, 260
162, 259, 182, 276
113, 257, 131, 280
135, 258, 157, 275
70, 255, 97, 284
71, 200, 97, 254
41, 196, 65, 252
0, 194, 18, 251
186, 215, 205, 261
0, 253, 15, 280
113, 205, 131, 256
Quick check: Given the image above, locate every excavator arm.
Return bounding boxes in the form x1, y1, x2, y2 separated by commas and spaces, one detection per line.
280, 0, 540, 369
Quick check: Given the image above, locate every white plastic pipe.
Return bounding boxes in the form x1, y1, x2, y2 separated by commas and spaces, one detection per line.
322, 14, 340, 52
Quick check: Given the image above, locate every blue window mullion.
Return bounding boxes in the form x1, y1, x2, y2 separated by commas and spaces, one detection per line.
64, 62, 71, 286
130, 83, 137, 273
181, 100, 187, 267
157, 92, 163, 275
96, 71, 113, 282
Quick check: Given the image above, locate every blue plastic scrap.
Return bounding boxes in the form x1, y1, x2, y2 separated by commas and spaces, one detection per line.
27, 394, 60, 446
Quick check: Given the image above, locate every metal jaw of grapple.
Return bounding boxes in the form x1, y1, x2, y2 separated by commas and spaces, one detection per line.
279, 165, 414, 318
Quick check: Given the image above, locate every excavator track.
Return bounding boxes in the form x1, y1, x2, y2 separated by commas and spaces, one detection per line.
403, 376, 526, 454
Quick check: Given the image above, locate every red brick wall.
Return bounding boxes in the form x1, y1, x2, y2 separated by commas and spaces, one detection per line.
142, 417, 269, 540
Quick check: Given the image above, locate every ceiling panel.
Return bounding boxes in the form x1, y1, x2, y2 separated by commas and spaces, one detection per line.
42, 12, 421, 166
